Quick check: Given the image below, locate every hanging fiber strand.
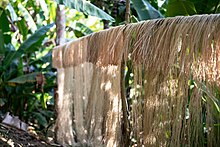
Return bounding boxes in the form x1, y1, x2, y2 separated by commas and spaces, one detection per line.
53, 14, 220, 146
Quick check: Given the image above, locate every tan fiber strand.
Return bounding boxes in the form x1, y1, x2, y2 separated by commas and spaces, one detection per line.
53, 14, 220, 146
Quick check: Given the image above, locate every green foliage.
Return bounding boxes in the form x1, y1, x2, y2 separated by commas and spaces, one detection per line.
6, 3, 18, 22
17, 3, 37, 33
8, 72, 41, 84
0, 0, 109, 132
3, 24, 54, 70
56, 0, 115, 21
16, 18, 28, 40
192, 0, 220, 14
19, 23, 54, 52
131, 0, 163, 20
0, 0, 55, 131
200, 83, 220, 113
0, 0, 9, 9
0, 10, 10, 33
32, 112, 48, 127
0, 30, 4, 54
166, 0, 220, 17
74, 22, 93, 37
166, 0, 197, 17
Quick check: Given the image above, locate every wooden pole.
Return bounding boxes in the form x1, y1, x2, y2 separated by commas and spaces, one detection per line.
55, 5, 66, 45
125, 0, 130, 24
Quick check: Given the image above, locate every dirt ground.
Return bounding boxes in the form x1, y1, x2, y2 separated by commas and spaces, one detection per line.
0, 123, 60, 147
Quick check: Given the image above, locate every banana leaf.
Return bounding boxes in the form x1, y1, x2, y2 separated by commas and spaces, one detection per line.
166, 0, 197, 17
131, 0, 163, 20
8, 72, 41, 84
56, 0, 114, 21
3, 23, 54, 70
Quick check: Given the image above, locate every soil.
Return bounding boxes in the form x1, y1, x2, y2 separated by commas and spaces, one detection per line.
0, 123, 61, 147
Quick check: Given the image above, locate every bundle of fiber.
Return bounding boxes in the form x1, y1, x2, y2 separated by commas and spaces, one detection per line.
53, 28, 125, 146
54, 64, 123, 146
53, 14, 220, 146
125, 14, 220, 147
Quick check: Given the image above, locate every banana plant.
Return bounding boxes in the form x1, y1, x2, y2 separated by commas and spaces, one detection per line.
0, 4, 55, 129
166, 0, 220, 17
166, 0, 197, 17
73, 22, 93, 38
2, 23, 54, 71
56, 0, 115, 22
131, 0, 164, 20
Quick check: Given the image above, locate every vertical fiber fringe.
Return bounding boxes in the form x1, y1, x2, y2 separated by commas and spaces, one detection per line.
53, 14, 220, 146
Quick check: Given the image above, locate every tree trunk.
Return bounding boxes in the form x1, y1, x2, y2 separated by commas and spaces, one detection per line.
55, 4, 71, 145
125, 0, 130, 24
55, 4, 66, 45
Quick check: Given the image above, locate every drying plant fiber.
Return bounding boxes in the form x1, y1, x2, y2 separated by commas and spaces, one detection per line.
53, 14, 220, 146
